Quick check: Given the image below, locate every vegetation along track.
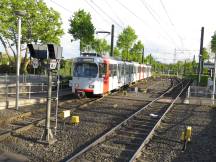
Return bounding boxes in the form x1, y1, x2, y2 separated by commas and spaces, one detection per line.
64, 79, 190, 162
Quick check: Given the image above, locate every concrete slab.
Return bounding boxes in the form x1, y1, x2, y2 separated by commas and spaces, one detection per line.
0, 151, 28, 162
183, 97, 215, 106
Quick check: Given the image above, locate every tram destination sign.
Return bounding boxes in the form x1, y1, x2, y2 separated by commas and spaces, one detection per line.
77, 58, 94, 62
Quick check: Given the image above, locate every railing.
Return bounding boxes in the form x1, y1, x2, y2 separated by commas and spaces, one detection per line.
0, 74, 50, 84
187, 86, 213, 98
0, 82, 70, 100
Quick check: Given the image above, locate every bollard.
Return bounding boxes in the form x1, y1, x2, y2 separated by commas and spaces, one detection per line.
187, 86, 190, 98
42, 83, 44, 92
5, 81, 9, 109
123, 90, 127, 96
28, 83, 31, 99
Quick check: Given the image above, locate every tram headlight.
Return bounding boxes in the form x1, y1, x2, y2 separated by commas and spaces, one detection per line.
74, 83, 79, 88
89, 85, 94, 89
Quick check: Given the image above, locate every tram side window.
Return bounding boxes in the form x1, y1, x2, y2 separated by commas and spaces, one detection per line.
113, 64, 117, 76
99, 63, 107, 78
109, 64, 117, 76
129, 65, 133, 74
125, 65, 128, 75
121, 64, 125, 75
109, 64, 112, 77
118, 64, 121, 76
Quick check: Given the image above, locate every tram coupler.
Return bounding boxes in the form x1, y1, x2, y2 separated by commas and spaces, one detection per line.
75, 90, 85, 98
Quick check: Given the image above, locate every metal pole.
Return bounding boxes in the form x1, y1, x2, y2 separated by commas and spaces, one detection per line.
198, 27, 204, 85
212, 53, 216, 104
54, 61, 60, 135
16, 17, 21, 110
142, 48, 144, 64
41, 68, 56, 144
110, 24, 114, 57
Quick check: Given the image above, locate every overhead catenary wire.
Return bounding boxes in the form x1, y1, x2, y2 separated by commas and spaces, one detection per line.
157, 0, 184, 48
159, 0, 174, 26
139, 0, 180, 48
103, 0, 125, 27
85, 0, 114, 27
116, 0, 178, 48
90, 0, 124, 29
50, 0, 73, 13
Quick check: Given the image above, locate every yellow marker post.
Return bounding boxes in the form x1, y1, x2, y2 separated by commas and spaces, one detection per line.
182, 126, 192, 151
71, 116, 80, 124
186, 126, 192, 142
180, 131, 185, 142
123, 91, 127, 96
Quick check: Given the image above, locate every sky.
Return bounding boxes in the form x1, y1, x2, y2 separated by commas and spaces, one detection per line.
1, 0, 216, 63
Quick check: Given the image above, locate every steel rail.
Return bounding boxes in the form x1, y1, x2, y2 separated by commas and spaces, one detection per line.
129, 80, 191, 162
65, 78, 183, 162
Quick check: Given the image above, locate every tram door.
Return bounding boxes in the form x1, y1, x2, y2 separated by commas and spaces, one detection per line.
103, 61, 109, 93
117, 64, 121, 83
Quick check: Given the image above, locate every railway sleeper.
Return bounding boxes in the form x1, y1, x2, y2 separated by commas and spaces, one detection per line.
111, 139, 141, 148
123, 124, 154, 132
98, 152, 130, 162
101, 143, 135, 153
116, 129, 148, 136
96, 145, 134, 160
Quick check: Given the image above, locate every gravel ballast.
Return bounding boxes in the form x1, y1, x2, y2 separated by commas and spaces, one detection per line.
138, 104, 216, 162
0, 78, 172, 161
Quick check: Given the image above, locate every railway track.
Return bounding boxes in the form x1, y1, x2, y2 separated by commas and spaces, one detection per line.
65, 79, 190, 162
0, 78, 149, 142
0, 77, 175, 161
0, 95, 104, 142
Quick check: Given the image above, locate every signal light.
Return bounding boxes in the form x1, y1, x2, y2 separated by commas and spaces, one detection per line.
28, 44, 63, 60
27, 44, 47, 59
47, 44, 63, 60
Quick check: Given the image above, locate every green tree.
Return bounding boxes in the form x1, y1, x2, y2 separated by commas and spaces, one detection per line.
0, 0, 64, 73
68, 9, 95, 51
117, 26, 137, 61
211, 32, 216, 53
130, 40, 144, 63
92, 38, 110, 55
202, 47, 209, 61
113, 47, 120, 58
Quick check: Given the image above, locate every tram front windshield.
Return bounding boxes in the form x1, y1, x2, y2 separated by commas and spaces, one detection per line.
73, 62, 98, 78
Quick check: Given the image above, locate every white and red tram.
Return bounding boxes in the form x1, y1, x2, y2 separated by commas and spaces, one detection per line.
69, 53, 151, 96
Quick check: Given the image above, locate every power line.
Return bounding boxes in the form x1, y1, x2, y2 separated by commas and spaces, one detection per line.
115, 0, 175, 47
158, 0, 184, 48
139, 0, 179, 48
90, 0, 123, 29
85, 0, 112, 26
50, 0, 73, 13
159, 0, 174, 26
139, 0, 161, 25
103, 0, 125, 27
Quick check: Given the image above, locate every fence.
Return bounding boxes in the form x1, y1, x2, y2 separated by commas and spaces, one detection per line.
0, 82, 70, 101
187, 86, 213, 98
0, 74, 49, 84
186, 86, 216, 105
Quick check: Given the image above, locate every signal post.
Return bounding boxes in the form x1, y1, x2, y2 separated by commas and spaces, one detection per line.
28, 44, 62, 145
